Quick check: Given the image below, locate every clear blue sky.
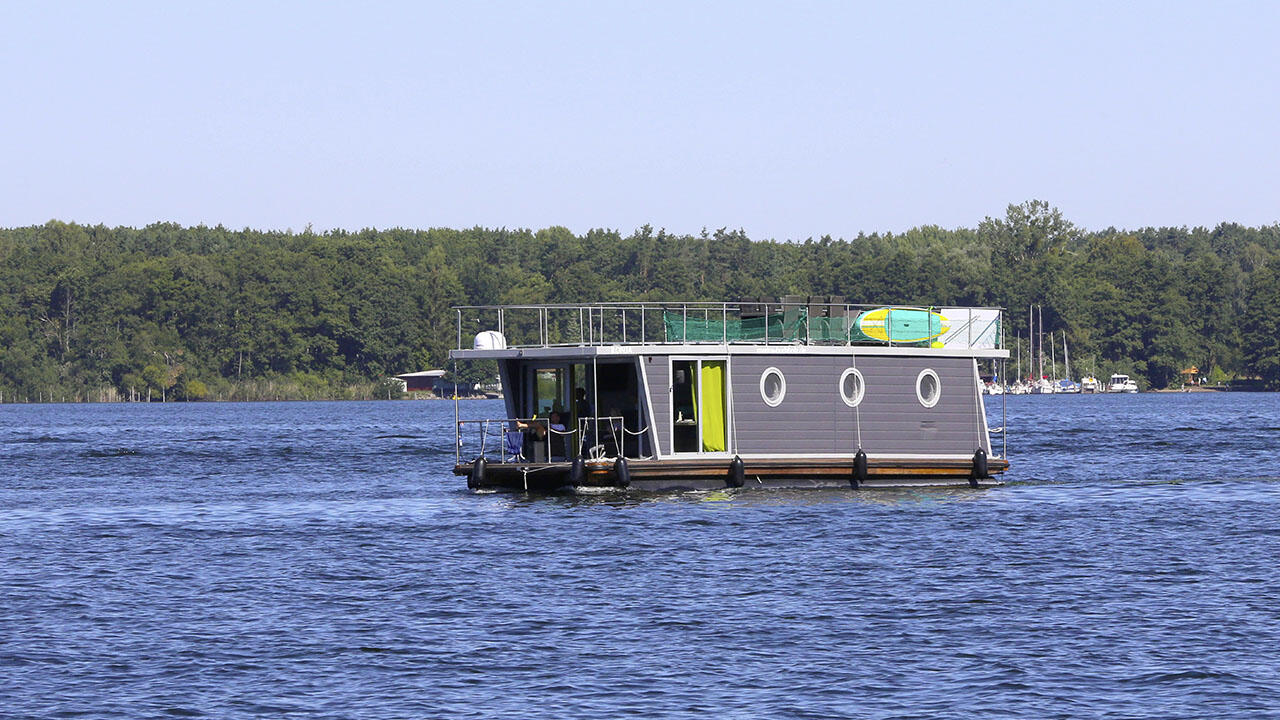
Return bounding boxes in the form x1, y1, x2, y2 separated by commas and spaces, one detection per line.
3, 1, 1278, 241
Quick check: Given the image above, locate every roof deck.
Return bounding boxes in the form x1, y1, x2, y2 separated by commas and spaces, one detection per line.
451, 301, 1006, 356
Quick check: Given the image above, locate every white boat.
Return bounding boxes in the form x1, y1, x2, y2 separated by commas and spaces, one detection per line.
1107, 374, 1138, 393
1026, 305, 1056, 395
1080, 376, 1100, 393
1055, 332, 1079, 393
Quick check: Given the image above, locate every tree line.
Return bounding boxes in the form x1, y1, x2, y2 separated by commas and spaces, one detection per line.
1, 200, 1278, 401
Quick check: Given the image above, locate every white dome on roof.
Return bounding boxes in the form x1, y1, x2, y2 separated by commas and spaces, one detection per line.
473, 330, 507, 350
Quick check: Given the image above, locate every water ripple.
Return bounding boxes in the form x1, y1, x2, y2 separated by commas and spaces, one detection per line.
1, 397, 1279, 718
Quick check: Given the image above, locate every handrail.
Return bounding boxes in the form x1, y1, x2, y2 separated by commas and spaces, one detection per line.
452, 301, 1005, 352
456, 415, 649, 464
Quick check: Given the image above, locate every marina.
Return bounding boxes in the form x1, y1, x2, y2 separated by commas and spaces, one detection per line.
449, 300, 1009, 492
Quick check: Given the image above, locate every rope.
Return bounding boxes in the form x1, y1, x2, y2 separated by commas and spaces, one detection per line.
852, 352, 862, 451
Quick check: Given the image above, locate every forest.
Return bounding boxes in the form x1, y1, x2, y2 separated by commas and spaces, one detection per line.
2, 200, 1279, 401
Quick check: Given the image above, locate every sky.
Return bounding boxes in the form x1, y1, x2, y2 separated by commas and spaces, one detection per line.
3, 1, 1278, 241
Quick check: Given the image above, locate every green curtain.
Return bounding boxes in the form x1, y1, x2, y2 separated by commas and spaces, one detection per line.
700, 361, 727, 452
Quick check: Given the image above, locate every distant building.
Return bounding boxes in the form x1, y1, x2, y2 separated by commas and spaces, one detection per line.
1180, 366, 1201, 386
394, 370, 447, 394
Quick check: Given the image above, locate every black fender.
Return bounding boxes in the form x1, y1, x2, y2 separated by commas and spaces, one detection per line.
852, 449, 868, 489
728, 455, 745, 488
614, 457, 631, 488
970, 448, 988, 488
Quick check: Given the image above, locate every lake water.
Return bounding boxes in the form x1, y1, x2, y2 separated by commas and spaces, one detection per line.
2, 393, 1279, 718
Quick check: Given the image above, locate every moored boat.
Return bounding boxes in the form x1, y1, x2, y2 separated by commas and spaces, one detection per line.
1054, 378, 1080, 393
1107, 373, 1139, 393
448, 300, 1010, 492
1008, 380, 1032, 395
1056, 332, 1079, 393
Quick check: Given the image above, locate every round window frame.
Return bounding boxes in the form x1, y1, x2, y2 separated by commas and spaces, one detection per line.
759, 367, 786, 407
916, 368, 941, 408
839, 367, 866, 408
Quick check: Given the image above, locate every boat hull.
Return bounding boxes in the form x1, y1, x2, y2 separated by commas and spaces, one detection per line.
455, 455, 1009, 493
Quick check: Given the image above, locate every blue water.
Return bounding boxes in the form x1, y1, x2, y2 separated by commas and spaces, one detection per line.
2, 394, 1279, 719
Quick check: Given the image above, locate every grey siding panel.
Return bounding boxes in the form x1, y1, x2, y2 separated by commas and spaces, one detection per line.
498, 360, 519, 420
730, 354, 984, 455
642, 356, 670, 455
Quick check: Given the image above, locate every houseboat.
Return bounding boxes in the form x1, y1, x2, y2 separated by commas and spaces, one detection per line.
449, 299, 1009, 492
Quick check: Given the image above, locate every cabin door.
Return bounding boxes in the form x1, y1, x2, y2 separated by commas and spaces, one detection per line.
670, 359, 729, 454
526, 365, 569, 419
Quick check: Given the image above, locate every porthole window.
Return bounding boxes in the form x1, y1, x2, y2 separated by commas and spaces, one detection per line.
916, 368, 941, 408
760, 367, 786, 407
839, 368, 865, 408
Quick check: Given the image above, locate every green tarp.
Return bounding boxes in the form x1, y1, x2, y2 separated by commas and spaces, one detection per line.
664, 311, 804, 342
663, 310, 863, 343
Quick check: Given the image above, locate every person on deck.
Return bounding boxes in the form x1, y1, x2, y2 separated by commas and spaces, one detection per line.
574, 388, 593, 420
518, 411, 568, 460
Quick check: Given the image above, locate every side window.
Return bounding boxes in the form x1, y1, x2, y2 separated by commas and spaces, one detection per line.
916, 368, 941, 408
760, 367, 786, 407
839, 368, 865, 408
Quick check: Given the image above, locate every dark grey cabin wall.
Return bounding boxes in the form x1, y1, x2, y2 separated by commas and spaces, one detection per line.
498, 360, 519, 419
641, 356, 670, 456
730, 355, 986, 455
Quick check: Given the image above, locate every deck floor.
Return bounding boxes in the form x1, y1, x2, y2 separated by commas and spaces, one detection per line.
456, 455, 1008, 492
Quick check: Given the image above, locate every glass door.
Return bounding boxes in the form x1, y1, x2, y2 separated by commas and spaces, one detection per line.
528, 365, 568, 418
523, 364, 570, 461
671, 358, 729, 454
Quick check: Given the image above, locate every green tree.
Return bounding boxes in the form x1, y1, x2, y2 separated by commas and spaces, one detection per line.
1242, 265, 1280, 388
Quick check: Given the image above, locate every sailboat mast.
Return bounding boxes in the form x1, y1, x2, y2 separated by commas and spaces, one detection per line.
1037, 305, 1044, 381
1050, 327, 1057, 380
1063, 331, 1071, 381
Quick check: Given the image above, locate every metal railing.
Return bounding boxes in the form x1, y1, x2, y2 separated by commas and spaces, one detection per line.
452, 301, 1004, 351
455, 415, 647, 465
